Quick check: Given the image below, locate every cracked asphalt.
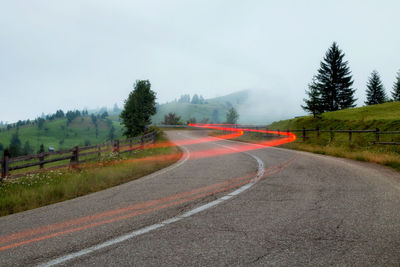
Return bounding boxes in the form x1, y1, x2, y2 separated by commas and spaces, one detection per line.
1, 130, 400, 266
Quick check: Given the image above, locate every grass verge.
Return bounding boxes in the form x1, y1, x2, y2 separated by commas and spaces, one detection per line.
211, 130, 400, 172
0, 134, 181, 217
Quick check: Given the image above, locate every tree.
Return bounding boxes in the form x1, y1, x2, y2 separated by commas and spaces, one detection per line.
37, 118, 45, 130
302, 78, 324, 118
0, 142, 3, 151
191, 94, 200, 104
313, 42, 356, 111
212, 109, 220, 123
226, 107, 239, 124
8, 131, 22, 157
365, 70, 387, 105
23, 141, 34, 155
120, 80, 156, 137
187, 117, 197, 124
108, 125, 115, 141
163, 112, 182, 125
38, 144, 45, 154
392, 70, 400, 101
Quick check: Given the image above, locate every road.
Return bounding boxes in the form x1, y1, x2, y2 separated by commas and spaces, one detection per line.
1, 130, 400, 266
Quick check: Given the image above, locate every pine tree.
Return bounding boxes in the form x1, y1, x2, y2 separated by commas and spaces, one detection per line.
302, 78, 324, 118
314, 42, 356, 111
391, 70, 400, 101
226, 107, 239, 124
365, 70, 387, 105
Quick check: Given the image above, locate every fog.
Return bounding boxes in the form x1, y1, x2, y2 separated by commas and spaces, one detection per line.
1, 0, 399, 123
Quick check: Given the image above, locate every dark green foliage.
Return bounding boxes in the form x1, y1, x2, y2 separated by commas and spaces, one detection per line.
0, 143, 3, 151
23, 141, 34, 155
187, 117, 197, 124
9, 132, 22, 157
302, 78, 324, 118
66, 110, 81, 125
108, 125, 115, 141
226, 107, 239, 124
120, 80, 156, 137
392, 71, 400, 101
100, 112, 108, 119
200, 118, 209, 124
38, 144, 45, 154
313, 42, 356, 111
37, 118, 45, 130
163, 112, 182, 125
365, 70, 387, 105
84, 140, 91, 146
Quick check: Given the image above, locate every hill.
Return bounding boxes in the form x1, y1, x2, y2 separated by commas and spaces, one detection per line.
269, 102, 400, 131
152, 90, 249, 124
0, 115, 123, 153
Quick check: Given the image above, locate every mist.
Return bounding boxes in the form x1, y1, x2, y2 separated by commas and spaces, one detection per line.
1, 0, 399, 123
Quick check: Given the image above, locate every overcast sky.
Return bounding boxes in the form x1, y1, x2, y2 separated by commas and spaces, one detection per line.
1, 0, 399, 123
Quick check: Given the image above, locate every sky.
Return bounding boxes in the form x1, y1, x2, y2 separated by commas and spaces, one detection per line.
1, 0, 399, 123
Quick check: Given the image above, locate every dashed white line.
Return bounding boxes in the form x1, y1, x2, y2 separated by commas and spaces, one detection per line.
38, 133, 264, 267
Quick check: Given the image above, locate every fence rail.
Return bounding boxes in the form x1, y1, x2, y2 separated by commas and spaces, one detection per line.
235, 126, 400, 145
1, 131, 156, 180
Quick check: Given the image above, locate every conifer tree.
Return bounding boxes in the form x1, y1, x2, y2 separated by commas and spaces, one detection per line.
391, 70, 400, 101
120, 80, 156, 137
365, 70, 387, 105
302, 78, 324, 118
314, 42, 356, 111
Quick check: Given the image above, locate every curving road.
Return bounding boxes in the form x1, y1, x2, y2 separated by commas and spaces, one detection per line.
1, 130, 400, 266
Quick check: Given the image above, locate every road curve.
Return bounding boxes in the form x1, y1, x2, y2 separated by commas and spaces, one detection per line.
1, 130, 400, 266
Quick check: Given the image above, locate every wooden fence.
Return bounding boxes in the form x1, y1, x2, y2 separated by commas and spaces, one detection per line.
1, 131, 156, 179
239, 126, 400, 145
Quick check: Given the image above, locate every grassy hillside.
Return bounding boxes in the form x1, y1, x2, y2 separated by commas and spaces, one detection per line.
259, 102, 400, 171
269, 102, 400, 131
152, 90, 249, 124
0, 115, 123, 152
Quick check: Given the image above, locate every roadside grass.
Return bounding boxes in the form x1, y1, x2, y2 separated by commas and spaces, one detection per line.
228, 130, 400, 172
0, 134, 181, 217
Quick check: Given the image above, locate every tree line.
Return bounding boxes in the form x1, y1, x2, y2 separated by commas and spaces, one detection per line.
302, 42, 400, 117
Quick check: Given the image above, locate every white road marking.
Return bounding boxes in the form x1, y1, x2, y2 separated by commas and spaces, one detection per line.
38, 133, 265, 267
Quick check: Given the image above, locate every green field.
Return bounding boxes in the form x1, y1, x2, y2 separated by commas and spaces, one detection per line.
0, 115, 123, 153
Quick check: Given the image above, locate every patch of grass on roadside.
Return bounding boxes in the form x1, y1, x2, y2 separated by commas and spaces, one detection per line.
0, 134, 181, 217
224, 130, 400, 172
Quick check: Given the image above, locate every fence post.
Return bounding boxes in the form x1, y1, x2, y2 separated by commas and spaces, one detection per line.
97, 145, 101, 160
39, 153, 44, 169
71, 146, 79, 167
376, 128, 380, 143
152, 131, 156, 144
330, 128, 334, 142
141, 135, 144, 150
348, 128, 352, 142
1, 149, 9, 179
277, 129, 280, 137
316, 127, 320, 139
129, 139, 133, 156
302, 127, 306, 142
116, 140, 120, 156
266, 127, 269, 138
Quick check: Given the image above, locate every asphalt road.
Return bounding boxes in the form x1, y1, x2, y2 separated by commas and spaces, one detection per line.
1, 130, 400, 266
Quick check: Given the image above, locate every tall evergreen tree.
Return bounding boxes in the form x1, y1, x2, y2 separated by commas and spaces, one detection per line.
365, 70, 387, 105
391, 70, 400, 101
8, 131, 22, 157
314, 42, 356, 111
302, 78, 324, 118
226, 107, 239, 124
120, 80, 156, 137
